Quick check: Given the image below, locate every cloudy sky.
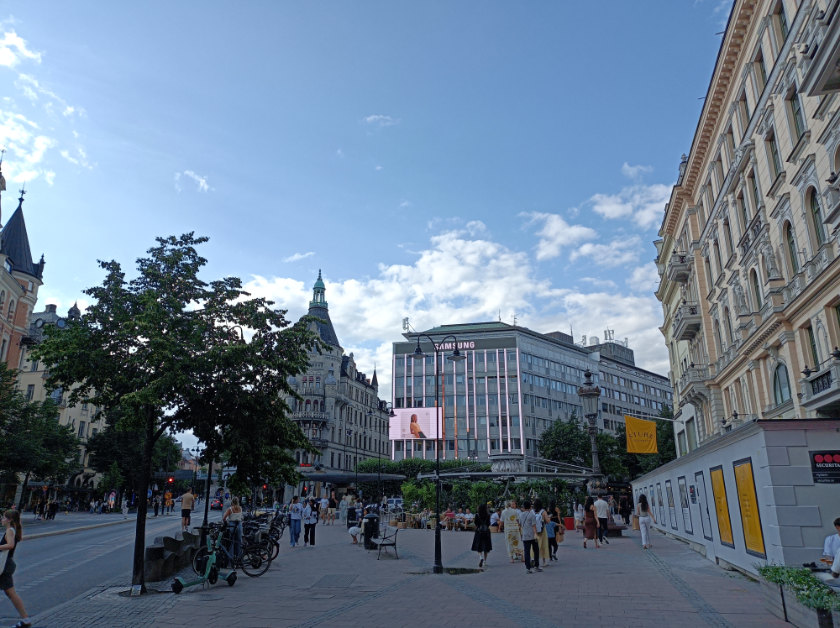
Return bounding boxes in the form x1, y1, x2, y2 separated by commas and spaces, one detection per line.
1, 1, 731, 405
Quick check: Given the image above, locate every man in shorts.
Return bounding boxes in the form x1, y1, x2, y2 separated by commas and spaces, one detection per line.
327, 492, 337, 525
180, 488, 195, 532
319, 495, 329, 525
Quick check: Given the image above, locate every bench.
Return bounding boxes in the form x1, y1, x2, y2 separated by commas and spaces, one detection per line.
606, 521, 628, 537
371, 525, 399, 560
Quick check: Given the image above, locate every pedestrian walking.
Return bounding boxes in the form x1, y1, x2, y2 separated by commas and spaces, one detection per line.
534, 499, 550, 568
635, 494, 657, 549
153, 496, 160, 517
519, 500, 540, 573
1, 510, 32, 628
122, 500, 129, 519
327, 493, 337, 525
501, 500, 523, 563
288, 495, 303, 547
180, 488, 195, 532
583, 496, 600, 549
574, 502, 585, 532
471, 503, 493, 568
594, 495, 610, 545
303, 498, 317, 547
545, 502, 559, 561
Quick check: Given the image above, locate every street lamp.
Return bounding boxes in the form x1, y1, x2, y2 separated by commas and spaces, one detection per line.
190, 446, 201, 491
346, 428, 358, 498
412, 333, 466, 574
577, 369, 603, 493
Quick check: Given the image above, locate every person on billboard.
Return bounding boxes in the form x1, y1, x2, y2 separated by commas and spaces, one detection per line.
409, 414, 426, 438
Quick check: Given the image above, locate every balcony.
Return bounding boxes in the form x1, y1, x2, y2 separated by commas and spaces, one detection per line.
291, 411, 331, 425
672, 302, 702, 341
310, 437, 330, 450
666, 253, 691, 283
799, 359, 840, 418
738, 211, 764, 257
677, 365, 709, 399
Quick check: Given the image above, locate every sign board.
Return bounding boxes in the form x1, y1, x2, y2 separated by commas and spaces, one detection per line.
733, 457, 765, 558
709, 465, 735, 548
810, 450, 840, 483
389, 407, 442, 440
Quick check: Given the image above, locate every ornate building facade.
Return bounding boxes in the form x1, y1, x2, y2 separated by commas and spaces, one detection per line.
285, 272, 389, 493
656, 0, 840, 454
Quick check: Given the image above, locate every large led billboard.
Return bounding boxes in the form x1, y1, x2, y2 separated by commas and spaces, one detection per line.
389, 408, 442, 440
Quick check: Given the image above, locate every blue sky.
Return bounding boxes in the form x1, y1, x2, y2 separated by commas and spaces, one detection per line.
1, 1, 732, 408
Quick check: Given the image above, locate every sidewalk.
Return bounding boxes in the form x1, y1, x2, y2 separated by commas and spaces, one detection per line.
30, 520, 791, 627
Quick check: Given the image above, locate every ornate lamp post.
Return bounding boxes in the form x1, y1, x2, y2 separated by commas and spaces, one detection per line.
577, 369, 603, 494
411, 333, 465, 574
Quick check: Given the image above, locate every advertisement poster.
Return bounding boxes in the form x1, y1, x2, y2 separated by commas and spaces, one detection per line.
389, 407, 442, 441
656, 483, 665, 526
695, 471, 713, 541
665, 480, 678, 530
625, 415, 658, 453
678, 476, 693, 535
710, 465, 735, 548
733, 458, 766, 558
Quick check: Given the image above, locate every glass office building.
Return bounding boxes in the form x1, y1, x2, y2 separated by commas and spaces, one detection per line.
391, 322, 672, 463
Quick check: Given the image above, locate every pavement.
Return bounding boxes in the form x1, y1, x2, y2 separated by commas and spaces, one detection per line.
20, 516, 795, 628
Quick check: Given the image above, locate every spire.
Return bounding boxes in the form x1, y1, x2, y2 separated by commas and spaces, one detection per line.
0, 188, 42, 278
306, 269, 340, 348
68, 302, 81, 320
371, 367, 378, 388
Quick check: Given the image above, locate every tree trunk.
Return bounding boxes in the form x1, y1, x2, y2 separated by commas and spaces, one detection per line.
17, 470, 31, 511
131, 406, 155, 591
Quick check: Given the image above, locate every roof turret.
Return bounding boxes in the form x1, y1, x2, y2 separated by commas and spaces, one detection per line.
0, 189, 43, 279
306, 270, 340, 348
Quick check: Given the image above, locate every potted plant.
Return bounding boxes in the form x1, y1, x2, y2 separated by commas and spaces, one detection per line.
757, 565, 840, 628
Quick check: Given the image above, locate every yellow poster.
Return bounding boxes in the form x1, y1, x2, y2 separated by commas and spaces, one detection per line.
734, 459, 766, 557
625, 415, 658, 453
710, 466, 734, 547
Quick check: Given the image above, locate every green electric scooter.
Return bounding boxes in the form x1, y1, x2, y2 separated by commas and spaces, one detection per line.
172, 523, 237, 593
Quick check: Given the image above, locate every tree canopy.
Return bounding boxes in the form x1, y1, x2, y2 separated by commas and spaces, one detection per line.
32, 233, 317, 590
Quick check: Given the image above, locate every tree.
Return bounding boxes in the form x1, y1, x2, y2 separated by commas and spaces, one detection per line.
100, 461, 125, 497
33, 233, 317, 591
0, 364, 80, 508
538, 415, 590, 467
87, 424, 181, 492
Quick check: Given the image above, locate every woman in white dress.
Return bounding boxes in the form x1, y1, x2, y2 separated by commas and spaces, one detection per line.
500, 500, 523, 562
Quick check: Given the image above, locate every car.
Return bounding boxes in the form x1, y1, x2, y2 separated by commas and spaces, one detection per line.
210, 498, 223, 510
386, 497, 403, 512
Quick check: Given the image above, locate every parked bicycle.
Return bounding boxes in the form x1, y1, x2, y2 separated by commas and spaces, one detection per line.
191, 522, 271, 578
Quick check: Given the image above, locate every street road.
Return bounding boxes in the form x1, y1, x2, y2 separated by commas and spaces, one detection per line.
0, 509, 222, 624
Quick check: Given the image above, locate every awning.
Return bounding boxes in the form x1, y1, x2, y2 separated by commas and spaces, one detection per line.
298, 471, 406, 484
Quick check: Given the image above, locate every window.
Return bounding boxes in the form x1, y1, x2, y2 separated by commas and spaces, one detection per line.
7, 299, 15, 321
749, 172, 761, 213
738, 92, 751, 136
766, 132, 782, 178
773, 364, 791, 405
737, 194, 750, 231
78, 421, 86, 439
785, 223, 799, 274
754, 49, 768, 92
788, 91, 806, 140
25, 384, 34, 401
807, 325, 819, 367
810, 189, 826, 247
751, 269, 763, 310
774, 1, 789, 42
723, 220, 734, 258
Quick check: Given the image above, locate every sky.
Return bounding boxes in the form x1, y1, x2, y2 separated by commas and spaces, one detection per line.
1, 1, 733, 439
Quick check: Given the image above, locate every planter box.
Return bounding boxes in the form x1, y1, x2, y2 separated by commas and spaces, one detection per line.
758, 579, 835, 628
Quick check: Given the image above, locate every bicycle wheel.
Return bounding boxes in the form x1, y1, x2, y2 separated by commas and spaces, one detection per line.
269, 539, 279, 561
239, 548, 271, 577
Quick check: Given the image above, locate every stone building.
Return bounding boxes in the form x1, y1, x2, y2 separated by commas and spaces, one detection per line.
285, 272, 389, 496
390, 322, 672, 468
643, 0, 840, 576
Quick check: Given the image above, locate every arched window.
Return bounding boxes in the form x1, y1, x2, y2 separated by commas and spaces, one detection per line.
809, 188, 826, 247
750, 269, 763, 310
773, 364, 791, 405
7, 299, 15, 321
0, 291, 4, 311
785, 222, 799, 275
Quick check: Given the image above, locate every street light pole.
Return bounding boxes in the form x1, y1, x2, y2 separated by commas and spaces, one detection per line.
577, 369, 603, 494
412, 333, 465, 574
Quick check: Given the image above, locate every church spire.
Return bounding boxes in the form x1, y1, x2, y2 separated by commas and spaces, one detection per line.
310, 269, 328, 309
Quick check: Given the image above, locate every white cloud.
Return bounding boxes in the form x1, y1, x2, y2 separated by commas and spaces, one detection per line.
0, 30, 41, 68
621, 162, 653, 180
521, 211, 597, 260
336, 148, 344, 158
375, 165, 383, 171
243, 228, 670, 400
0, 110, 57, 180
363, 114, 400, 127
59, 146, 92, 169
570, 236, 643, 267
399, 200, 412, 208
589, 183, 671, 229
580, 277, 618, 290
174, 170, 212, 193
15, 74, 85, 119
283, 251, 315, 263
626, 263, 660, 293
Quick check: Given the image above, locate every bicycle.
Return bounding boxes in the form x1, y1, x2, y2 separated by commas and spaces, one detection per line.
173, 523, 237, 593
192, 522, 271, 578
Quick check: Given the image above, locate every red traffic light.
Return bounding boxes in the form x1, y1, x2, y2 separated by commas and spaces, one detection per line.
167, 477, 174, 483
262, 484, 268, 490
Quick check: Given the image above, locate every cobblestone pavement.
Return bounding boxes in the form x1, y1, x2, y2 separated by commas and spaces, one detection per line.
29, 521, 790, 627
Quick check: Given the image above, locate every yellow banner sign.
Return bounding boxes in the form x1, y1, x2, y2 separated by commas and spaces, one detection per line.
710, 466, 734, 547
625, 415, 658, 453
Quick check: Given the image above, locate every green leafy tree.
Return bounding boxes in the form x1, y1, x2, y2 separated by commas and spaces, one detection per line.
0, 364, 80, 508
538, 415, 590, 467
100, 461, 125, 495
33, 233, 316, 591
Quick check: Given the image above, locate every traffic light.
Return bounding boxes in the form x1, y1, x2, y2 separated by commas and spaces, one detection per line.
302, 485, 308, 497
262, 484, 267, 490
167, 477, 174, 484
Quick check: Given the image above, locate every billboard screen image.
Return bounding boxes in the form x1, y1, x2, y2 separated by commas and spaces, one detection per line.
389, 407, 442, 440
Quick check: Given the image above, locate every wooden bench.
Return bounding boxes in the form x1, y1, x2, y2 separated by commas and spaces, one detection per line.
371, 525, 399, 559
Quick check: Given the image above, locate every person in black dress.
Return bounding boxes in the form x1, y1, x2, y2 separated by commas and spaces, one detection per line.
471, 503, 493, 569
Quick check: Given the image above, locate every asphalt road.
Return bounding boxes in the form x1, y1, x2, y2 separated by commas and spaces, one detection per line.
0, 509, 223, 624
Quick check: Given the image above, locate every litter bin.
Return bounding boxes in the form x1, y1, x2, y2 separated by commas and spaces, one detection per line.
564, 516, 575, 531
363, 513, 380, 550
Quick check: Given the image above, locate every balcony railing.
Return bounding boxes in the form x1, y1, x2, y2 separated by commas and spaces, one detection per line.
672, 302, 702, 341
738, 211, 764, 257
291, 411, 331, 424
800, 360, 840, 417
678, 365, 709, 398
666, 253, 691, 283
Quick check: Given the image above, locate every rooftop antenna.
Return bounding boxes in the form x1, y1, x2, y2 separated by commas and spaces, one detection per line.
498, 309, 502, 322
402, 317, 410, 332
512, 313, 518, 326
